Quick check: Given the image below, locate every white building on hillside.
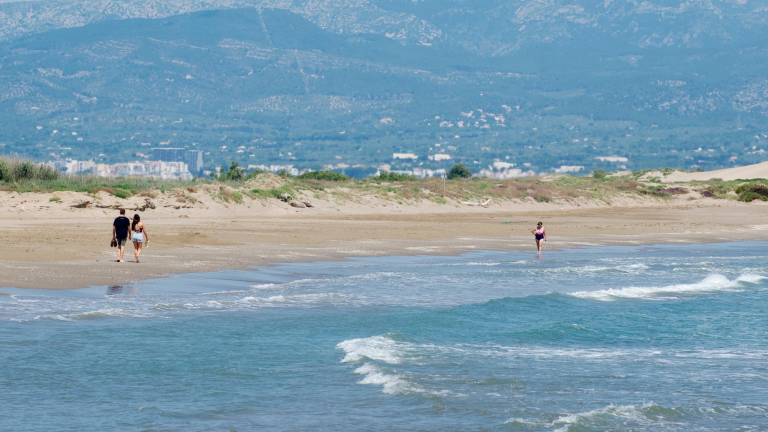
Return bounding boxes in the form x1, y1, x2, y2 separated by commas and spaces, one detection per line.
429, 153, 452, 162
392, 152, 418, 160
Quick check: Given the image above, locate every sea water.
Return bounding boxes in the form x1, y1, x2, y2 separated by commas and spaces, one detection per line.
1, 242, 767, 431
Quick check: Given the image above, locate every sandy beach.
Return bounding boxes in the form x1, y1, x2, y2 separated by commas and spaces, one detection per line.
1, 187, 766, 289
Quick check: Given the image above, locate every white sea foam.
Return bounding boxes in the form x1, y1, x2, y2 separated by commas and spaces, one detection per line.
247, 272, 404, 292
422, 343, 655, 361
337, 335, 403, 364
696, 404, 768, 415
616, 263, 650, 272
737, 274, 767, 284
250, 283, 278, 290
465, 262, 502, 267
71, 308, 152, 320
340, 343, 455, 397
353, 363, 411, 395
240, 292, 355, 306
36, 307, 153, 321
10, 295, 40, 303
201, 290, 248, 296
8, 289, 362, 322
337, 336, 447, 396
37, 314, 74, 322
351, 362, 452, 397
551, 402, 669, 432
347, 271, 403, 281
553, 263, 651, 275
569, 273, 765, 301
503, 417, 541, 426
356, 340, 768, 363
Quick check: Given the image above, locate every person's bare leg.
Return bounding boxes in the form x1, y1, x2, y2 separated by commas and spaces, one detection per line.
134, 242, 142, 263
117, 243, 125, 262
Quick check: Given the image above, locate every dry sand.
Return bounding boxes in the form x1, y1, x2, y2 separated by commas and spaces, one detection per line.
1, 189, 766, 289
660, 160, 768, 183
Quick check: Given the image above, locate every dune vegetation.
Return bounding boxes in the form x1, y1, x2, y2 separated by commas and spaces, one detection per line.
1, 158, 767, 204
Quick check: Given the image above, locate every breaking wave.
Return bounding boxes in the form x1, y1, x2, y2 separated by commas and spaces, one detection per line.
569, 274, 765, 301
337, 335, 404, 364
337, 336, 452, 396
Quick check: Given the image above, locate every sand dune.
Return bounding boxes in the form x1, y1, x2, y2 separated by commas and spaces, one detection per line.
662, 161, 768, 182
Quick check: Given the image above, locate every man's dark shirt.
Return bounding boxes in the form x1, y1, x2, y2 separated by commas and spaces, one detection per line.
114, 216, 131, 240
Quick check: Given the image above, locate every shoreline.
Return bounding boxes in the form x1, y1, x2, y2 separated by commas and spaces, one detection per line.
5, 237, 768, 295
2, 196, 767, 290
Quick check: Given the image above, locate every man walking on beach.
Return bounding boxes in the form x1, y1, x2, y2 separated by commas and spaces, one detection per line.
113, 208, 131, 263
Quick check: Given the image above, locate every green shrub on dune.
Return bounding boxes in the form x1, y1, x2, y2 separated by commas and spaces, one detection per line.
374, 172, 417, 182
736, 183, 768, 202
0, 159, 9, 181
298, 170, 349, 181
14, 161, 36, 180
447, 163, 472, 180
112, 188, 133, 199
0, 158, 59, 182
219, 161, 245, 182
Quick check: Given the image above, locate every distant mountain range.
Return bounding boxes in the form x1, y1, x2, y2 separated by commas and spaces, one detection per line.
1, 0, 767, 174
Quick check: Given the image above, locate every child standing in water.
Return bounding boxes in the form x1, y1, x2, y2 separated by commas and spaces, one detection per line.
532, 221, 546, 254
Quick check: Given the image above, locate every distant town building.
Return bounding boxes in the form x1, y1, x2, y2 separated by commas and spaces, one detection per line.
477, 161, 536, 179
185, 150, 204, 175
428, 153, 452, 162
248, 164, 305, 176
554, 165, 585, 174
152, 147, 204, 175
53, 159, 193, 180
392, 152, 418, 160
407, 167, 446, 178
50, 159, 96, 174
594, 156, 629, 163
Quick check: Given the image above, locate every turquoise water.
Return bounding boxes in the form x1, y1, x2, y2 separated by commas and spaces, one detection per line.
2, 242, 767, 431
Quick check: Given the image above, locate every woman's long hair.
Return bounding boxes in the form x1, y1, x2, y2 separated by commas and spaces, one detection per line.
132, 214, 141, 231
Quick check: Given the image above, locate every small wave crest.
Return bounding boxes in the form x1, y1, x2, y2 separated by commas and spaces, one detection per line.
353, 363, 413, 395
336, 336, 453, 397
238, 292, 356, 306
34, 307, 152, 321
551, 402, 680, 432
569, 273, 765, 301
464, 262, 502, 267
549, 263, 651, 276
337, 335, 403, 364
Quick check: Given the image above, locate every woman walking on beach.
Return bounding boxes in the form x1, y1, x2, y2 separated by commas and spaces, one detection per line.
131, 214, 149, 263
532, 221, 546, 254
